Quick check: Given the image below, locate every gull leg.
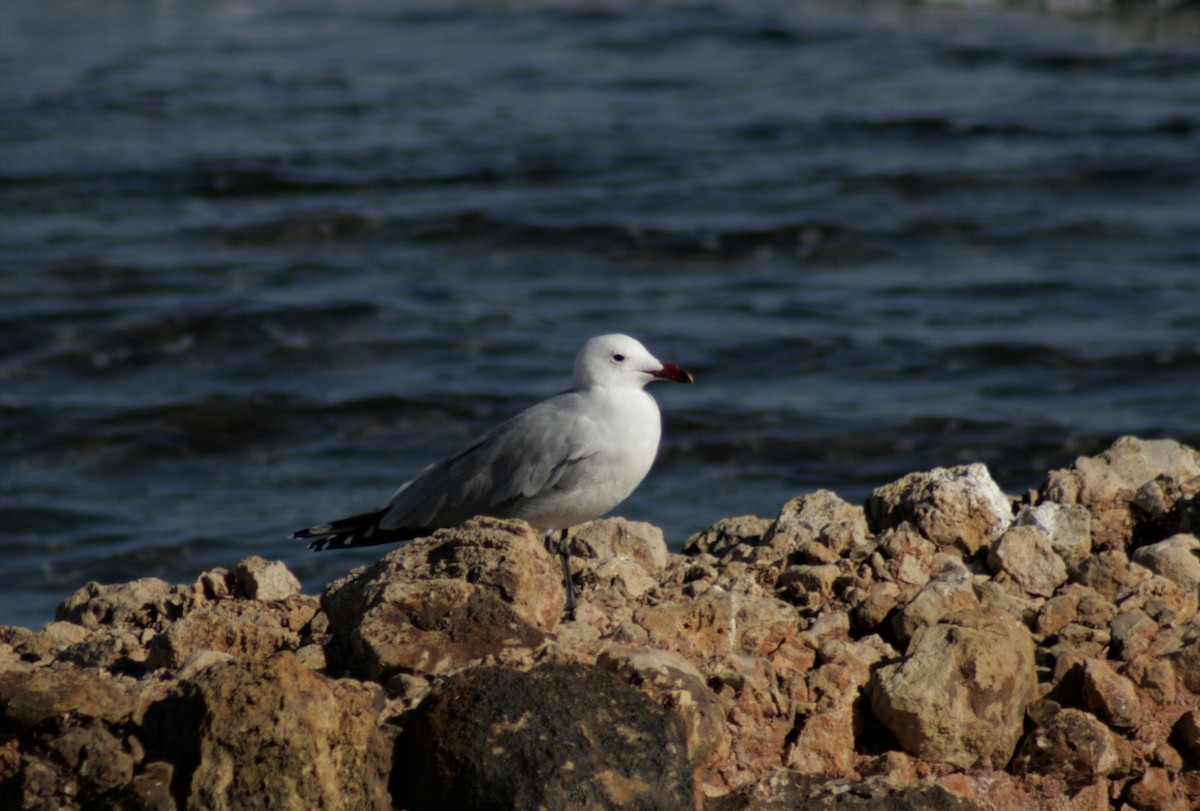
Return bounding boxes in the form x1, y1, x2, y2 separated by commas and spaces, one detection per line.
557, 528, 577, 618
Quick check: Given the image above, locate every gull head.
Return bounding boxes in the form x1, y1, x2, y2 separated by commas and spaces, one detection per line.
573, 334, 694, 390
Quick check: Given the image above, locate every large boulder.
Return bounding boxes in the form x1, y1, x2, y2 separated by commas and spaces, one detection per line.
869, 610, 1036, 769
392, 663, 693, 810
141, 653, 391, 811
321, 518, 560, 680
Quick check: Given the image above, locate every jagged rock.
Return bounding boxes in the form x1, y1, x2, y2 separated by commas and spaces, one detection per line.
321, 518, 559, 680
597, 646, 731, 772
1014, 708, 1129, 787
865, 463, 1012, 555
892, 568, 979, 646
9, 442, 1200, 810
141, 652, 391, 810
683, 515, 772, 558
1042, 436, 1200, 550
56, 578, 176, 630
787, 636, 894, 778
1131, 533, 1200, 594
0, 667, 133, 730
1071, 550, 1150, 601
1109, 611, 1159, 661
569, 517, 670, 571
1173, 710, 1200, 760
703, 769, 984, 811
869, 610, 1036, 769
987, 525, 1068, 597
144, 596, 318, 671
391, 663, 693, 811
1081, 658, 1141, 729
233, 556, 301, 601
1015, 501, 1094, 568
763, 490, 870, 559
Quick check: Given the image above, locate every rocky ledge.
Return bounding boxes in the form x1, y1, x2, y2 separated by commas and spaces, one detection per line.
5, 435, 1200, 810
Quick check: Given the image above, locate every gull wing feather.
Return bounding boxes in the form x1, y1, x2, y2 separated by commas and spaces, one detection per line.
377, 391, 600, 531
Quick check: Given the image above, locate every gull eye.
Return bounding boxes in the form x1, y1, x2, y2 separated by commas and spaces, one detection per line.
612, 353, 625, 362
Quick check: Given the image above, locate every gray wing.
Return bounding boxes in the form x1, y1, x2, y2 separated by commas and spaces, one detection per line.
377, 391, 601, 531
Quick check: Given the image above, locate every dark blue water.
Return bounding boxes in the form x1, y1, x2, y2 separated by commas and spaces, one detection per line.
3, 0, 1200, 629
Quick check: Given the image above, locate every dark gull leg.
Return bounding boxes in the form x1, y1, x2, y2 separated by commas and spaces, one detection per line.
556, 528, 577, 618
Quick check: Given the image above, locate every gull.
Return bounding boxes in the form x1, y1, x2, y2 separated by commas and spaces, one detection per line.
292, 333, 693, 614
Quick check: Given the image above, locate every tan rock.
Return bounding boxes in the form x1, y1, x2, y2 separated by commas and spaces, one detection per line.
1173, 711, 1200, 759
321, 518, 561, 680
233, 556, 301, 601
682, 515, 772, 558
569, 517, 669, 571
141, 653, 391, 810
0, 667, 134, 729
1042, 436, 1200, 550
868, 610, 1036, 769
892, 570, 979, 646
56, 578, 176, 630
764, 489, 870, 558
865, 463, 1012, 555
988, 525, 1068, 597
1015, 501, 1094, 568
145, 596, 318, 671
1126, 767, 1175, 810
1072, 550, 1149, 601
1131, 534, 1200, 594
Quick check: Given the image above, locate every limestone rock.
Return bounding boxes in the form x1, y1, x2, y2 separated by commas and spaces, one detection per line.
1131, 534, 1200, 594
392, 663, 693, 811
1015, 501, 1094, 568
322, 518, 559, 680
868, 610, 1036, 768
892, 569, 979, 646
987, 525, 1068, 597
570, 517, 670, 571
866, 463, 1012, 555
55, 578, 176, 631
145, 596, 317, 671
233, 556, 301, 601
763, 489, 870, 559
1042, 436, 1200, 550
684, 515, 773, 558
141, 653, 391, 810
0, 667, 134, 730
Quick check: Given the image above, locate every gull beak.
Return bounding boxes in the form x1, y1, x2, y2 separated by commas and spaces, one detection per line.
650, 363, 694, 384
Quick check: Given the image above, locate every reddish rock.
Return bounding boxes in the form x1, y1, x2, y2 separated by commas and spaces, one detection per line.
1014, 708, 1128, 787
1081, 658, 1141, 730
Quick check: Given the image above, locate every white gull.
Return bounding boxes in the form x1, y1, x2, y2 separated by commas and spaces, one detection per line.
292, 333, 693, 613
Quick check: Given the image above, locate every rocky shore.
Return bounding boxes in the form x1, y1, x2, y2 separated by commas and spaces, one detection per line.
4, 435, 1200, 809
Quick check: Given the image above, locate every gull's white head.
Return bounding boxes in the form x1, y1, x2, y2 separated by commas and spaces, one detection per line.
573, 334, 694, 391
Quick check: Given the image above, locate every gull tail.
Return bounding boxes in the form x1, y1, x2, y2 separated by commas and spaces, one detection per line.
291, 508, 427, 552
